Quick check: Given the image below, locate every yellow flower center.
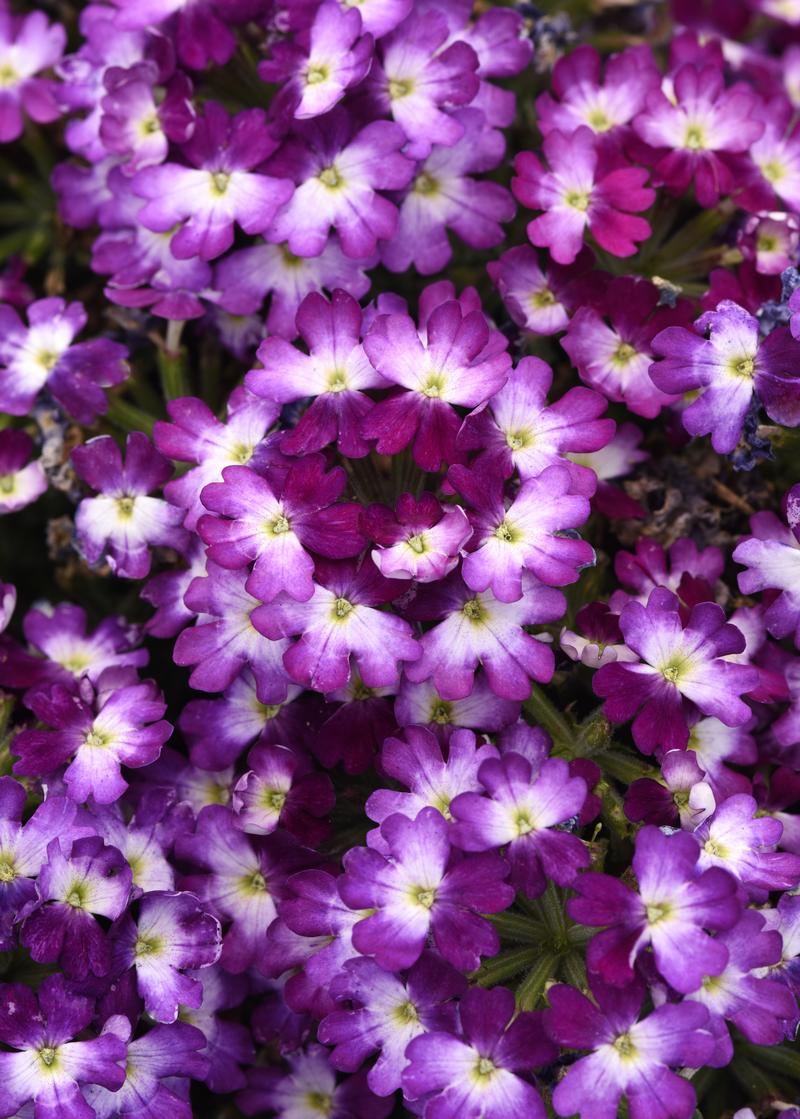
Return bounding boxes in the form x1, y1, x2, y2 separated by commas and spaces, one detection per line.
565, 189, 590, 211
210, 172, 231, 196
319, 165, 343, 190
462, 597, 487, 623
388, 77, 414, 100
305, 63, 329, 85
414, 172, 439, 196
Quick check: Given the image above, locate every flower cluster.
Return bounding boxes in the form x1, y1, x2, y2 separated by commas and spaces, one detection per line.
2, 1, 800, 1118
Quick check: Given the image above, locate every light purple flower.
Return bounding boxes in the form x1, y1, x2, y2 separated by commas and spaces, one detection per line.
695, 793, 800, 893
650, 300, 800, 453
545, 977, 714, 1119
111, 890, 222, 1022
402, 986, 556, 1119
569, 825, 739, 992
0, 297, 128, 422
319, 954, 464, 1096
624, 749, 715, 829
265, 112, 415, 258
247, 290, 386, 459
21, 835, 132, 980
133, 103, 294, 261
13, 676, 172, 804
99, 62, 194, 174
238, 1046, 391, 1119
362, 493, 472, 582
513, 128, 655, 265
252, 557, 420, 693
0, 429, 47, 514
733, 486, 800, 647
404, 571, 565, 701
0, 976, 127, 1119
0, 8, 65, 142
232, 743, 334, 840
340, 806, 514, 972
451, 752, 589, 897
594, 589, 759, 753
394, 674, 520, 738
362, 299, 511, 471
560, 602, 640, 669
109, 0, 255, 71
488, 245, 592, 336
73, 433, 188, 579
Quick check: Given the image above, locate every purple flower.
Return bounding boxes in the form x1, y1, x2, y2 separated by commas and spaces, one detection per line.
761, 892, 800, 1005
232, 743, 335, 840
133, 103, 294, 261
560, 602, 640, 669
544, 977, 713, 1119
561, 276, 694, 419
0, 975, 127, 1119
238, 1047, 391, 1119
0, 779, 89, 945
451, 753, 589, 897
340, 806, 514, 972
624, 748, 715, 828
513, 128, 655, 265
173, 562, 292, 702
487, 245, 593, 336
382, 108, 515, 275
84, 1020, 208, 1119
0, 428, 47, 514
593, 590, 759, 753
319, 954, 465, 1096
0, 9, 65, 142
695, 793, 800, 893
259, 2, 374, 121
536, 44, 659, 143
111, 890, 222, 1022
362, 493, 472, 582
457, 355, 614, 485
394, 674, 520, 739
21, 835, 132, 980
99, 62, 195, 174
610, 536, 724, 612
370, 10, 479, 159
0, 297, 128, 422
362, 299, 510, 471
198, 455, 364, 603
73, 433, 188, 579
247, 290, 386, 459
402, 986, 556, 1119
733, 486, 800, 647
569, 825, 739, 992
650, 300, 800, 454
404, 571, 565, 701
252, 557, 420, 693
108, 0, 249, 70
450, 463, 594, 601
265, 112, 415, 258
634, 62, 764, 207
13, 676, 172, 804
685, 910, 797, 1060
365, 726, 498, 847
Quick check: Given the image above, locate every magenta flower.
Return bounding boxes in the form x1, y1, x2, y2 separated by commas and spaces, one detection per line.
650, 300, 800, 453
111, 890, 222, 1023
133, 103, 294, 261
488, 245, 594, 336
198, 455, 364, 603
362, 299, 511, 471
340, 806, 513, 972
251, 557, 420, 692
634, 61, 764, 207
560, 602, 640, 669
402, 987, 556, 1119
247, 290, 386, 459
73, 433, 188, 580
733, 485, 800, 647
451, 753, 589, 897
450, 463, 594, 601
457, 355, 614, 486
0, 297, 128, 422
0, 8, 65, 142
319, 954, 464, 1096
21, 835, 132, 980
13, 675, 172, 804
0, 975, 127, 1119
561, 275, 694, 418
610, 536, 724, 612
370, 10, 479, 159
544, 977, 714, 1119
362, 493, 472, 582
404, 571, 565, 701
0, 428, 47, 514
259, 2, 374, 121
365, 726, 498, 847
382, 108, 515, 275
265, 112, 415, 258
569, 825, 739, 992
594, 589, 759, 753
513, 127, 655, 265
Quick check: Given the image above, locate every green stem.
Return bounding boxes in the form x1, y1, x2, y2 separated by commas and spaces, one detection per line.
516, 952, 558, 1011
524, 683, 575, 753
158, 347, 188, 402
105, 397, 155, 436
